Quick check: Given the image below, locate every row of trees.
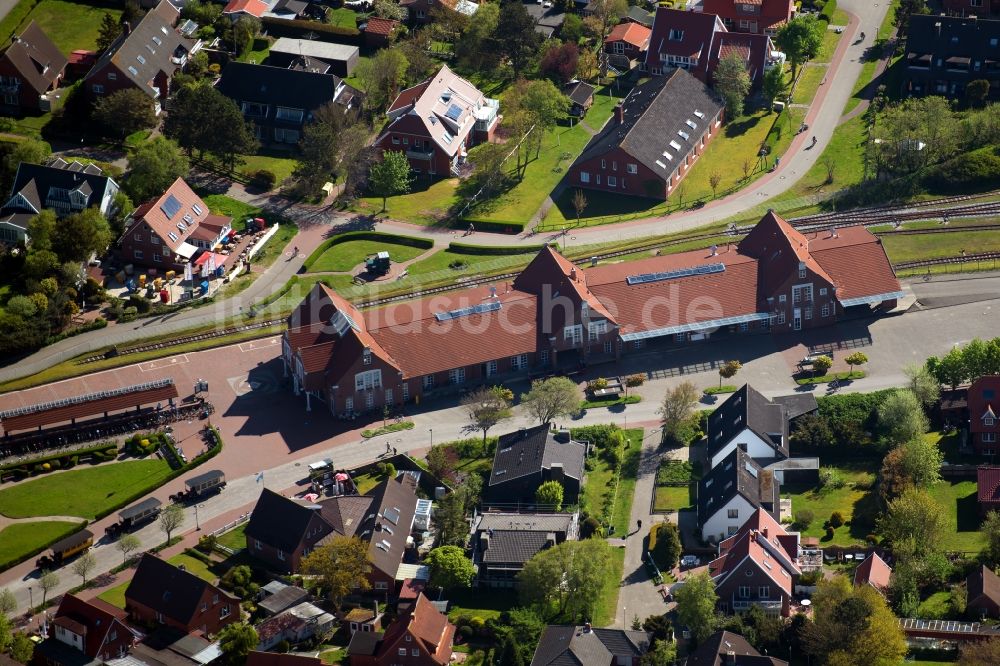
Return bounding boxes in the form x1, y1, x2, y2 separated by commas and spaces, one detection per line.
926, 336, 1000, 390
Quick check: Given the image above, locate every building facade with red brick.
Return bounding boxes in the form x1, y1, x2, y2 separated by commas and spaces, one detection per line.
347, 594, 455, 666
701, 0, 795, 35
32, 594, 136, 666
0, 22, 67, 114
943, 0, 1000, 17
969, 376, 1000, 455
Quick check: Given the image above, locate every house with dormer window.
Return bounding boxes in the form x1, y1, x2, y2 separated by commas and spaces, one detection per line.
0, 21, 67, 113
124, 554, 240, 635
698, 448, 779, 543
968, 376, 1000, 455
245, 477, 419, 590
32, 593, 137, 666
347, 593, 455, 666
701, 0, 795, 36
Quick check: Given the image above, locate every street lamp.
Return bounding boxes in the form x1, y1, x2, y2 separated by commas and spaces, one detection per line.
194, 503, 204, 531
429, 428, 433, 448
28, 586, 32, 610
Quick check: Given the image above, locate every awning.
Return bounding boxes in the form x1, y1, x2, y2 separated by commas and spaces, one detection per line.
194, 251, 226, 267
619, 312, 772, 342
175, 241, 198, 259
838, 291, 906, 308
395, 563, 430, 581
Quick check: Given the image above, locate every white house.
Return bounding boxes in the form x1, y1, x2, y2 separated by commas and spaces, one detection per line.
697, 448, 780, 543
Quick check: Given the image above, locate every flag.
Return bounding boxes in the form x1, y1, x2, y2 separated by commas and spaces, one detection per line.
207, 254, 216, 272
184, 262, 192, 282
201, 262, 210, 278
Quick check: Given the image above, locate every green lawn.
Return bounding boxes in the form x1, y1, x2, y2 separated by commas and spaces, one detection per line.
782, 465, 878, 547
792, 65, 828, 105
593, 545, 626, 627
15, 0, 121, 52
239, 36, 272, 64
215, 523, 248, 552
881, 229, 1000, 264
446, 587, 518, 622
0, 459, 173, 519
927, 480, 984, 552
653, 485, 694, 512
816, 30, 843, 63
582, 429, 644, 537
916, 590, 955, 620
320, 648, 347, 665
97, 580, 129, 609
0, 520, 82, 568
307, 239, 428, 273
357, 178, 460, 226
768, 114, 867, 205
327, 7, 359, 29
240, 153, 298, 186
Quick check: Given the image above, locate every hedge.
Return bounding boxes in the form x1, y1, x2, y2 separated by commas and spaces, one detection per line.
446, 242, 547, 256
818, 0, 837, 22
302, 231, 434, 270
260, 16, 361, 44
0, 442, 118, 482
0, 521, 81, 572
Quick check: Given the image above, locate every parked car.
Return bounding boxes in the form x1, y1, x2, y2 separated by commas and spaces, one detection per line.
681, 555, 700, 568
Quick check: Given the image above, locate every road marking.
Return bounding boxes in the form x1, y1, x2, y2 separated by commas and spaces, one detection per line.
238, 338, 280, 352
139, 354, 190, 372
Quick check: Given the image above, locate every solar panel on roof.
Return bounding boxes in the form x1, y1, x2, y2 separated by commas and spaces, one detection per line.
626, 262, 726, 285
445, 103, 463, 121
435, 301, 501, 321
161, 194, 182, 219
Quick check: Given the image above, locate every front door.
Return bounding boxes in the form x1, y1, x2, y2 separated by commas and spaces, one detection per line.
793, 308, 802, 331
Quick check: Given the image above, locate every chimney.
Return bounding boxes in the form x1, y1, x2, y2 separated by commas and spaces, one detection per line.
831, 225, 839, 238
570, 267, 577, 280
613, 103, 624, 124
489, 285, 497, 299
480, 533, 490, 550
121, 15, 131, 36
583, 622, 592, 633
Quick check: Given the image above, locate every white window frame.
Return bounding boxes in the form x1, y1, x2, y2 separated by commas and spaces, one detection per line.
580, 171, 590, 183
449, 367, 465, 385
486, 360, 497, 376
564, 325, 583, 345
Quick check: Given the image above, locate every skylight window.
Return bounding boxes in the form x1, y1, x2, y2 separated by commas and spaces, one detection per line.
152, 36, 162, 46
686, 119, 697, 129
128, 66, 138, 75
693, 109, 705, 118
445, 103, 463, 120
167, 231, 178, 242
192, 204, 203, 216
160, 26, 168, 35
669, 140, 681, 151
443, 131, 454, 144
145, 44, 155, 54
655, 160, 667, 169
678, 130, 690, 140
137, 54, 146, 65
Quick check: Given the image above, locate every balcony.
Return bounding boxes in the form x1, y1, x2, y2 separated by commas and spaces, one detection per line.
406, 147, 434, 160
731, 599, 782, 612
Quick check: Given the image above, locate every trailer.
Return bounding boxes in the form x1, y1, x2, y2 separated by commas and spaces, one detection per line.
36, 529, 94, 569
105, 497, 162, 538
365, 251, 390, 276
170, 469, 226, 503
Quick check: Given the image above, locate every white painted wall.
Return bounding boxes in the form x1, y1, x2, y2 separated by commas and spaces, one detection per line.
701, 494, 755, 543
710, 427, 776, 468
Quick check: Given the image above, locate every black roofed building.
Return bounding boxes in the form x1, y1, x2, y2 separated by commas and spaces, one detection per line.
267, 38, 360, 77
684, 630, 787, 665
124, 554, 240, 635
484, 425, 587, 508
0, 21, 68, 114
706, 384, 818, 483
903, 13, 1000, 99
698, 448, 779, 544
529, 625, 651, 666
472, 512, 578, 587
566, 68, 724, 201
215, 61, 360, 147
0, 159, 120, 245
245, 477, 419, 590
563, 81, 596, 117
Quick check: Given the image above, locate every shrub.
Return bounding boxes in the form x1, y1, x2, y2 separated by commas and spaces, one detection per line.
829, 511, 844, 528
924, 147, 1000, 191
793, 509, 814, 528
250, 169, 277, 190
197, 534, 217, 553
459, 625, 474, 640
819, 467, 845, 489
120, 306, 138, 322
580, 516, 601, 539
825, 526, 835, 539
276, 640, 291, 653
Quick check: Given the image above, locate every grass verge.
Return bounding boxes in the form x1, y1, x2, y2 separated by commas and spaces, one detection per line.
795, 371, 866, 385
0, 520, 81, 570
580, 395, 641, 410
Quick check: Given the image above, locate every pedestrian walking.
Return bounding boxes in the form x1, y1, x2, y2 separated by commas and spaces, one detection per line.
637, 519, 643, 532
393, 447, 397, 455
386, 442, 391, 454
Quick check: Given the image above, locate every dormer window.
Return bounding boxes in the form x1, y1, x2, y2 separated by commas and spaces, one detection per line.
984, 408, 996, 427
798, 261, 806, 279
669, 29, 684, 41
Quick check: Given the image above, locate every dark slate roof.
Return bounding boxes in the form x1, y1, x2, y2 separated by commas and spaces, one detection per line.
968, 564, 1000, 605
245, 488, 320, 554
684, 630, 785, 666
697, 448, 777, 522
0, 21, 67, 94
574, 68, 723, 180
125, 554, 232, 626
216, 61, 343, 111
905, 14, 1000, 64
530, 626, 651, 666
350, 476, 419, 579
481, 530, 551, 564
626, 6, 654, 27
707, 384, 789, 461
259, 585, 310, 615
488, 424, 586, 488
2, 161, 116, 217
346, 630, 383, 657
771, 393, 818, 420
563, 81, 595, 106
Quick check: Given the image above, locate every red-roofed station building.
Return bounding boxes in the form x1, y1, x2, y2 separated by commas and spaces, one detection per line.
969, 376, 1000, 455
282, 212, 901, 413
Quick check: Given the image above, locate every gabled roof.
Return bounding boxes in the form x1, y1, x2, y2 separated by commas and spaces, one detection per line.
269, 38, 358, 64
2, 160, 117, 218
222, 0, 269, 16
702, 0, 795, 30
970, 377, 1000, 434
86, 0, 192, 96
488, 424, 586, 490
707, 32, 773, 84
216, 62, 343, 111
129, 177, 215, 253
698, 448, 778, 524
513, 245, 616, 328
376, 594, 455, 666
563, 81, 595, 107
364, 17, 400, 36
968, 565, 1000, 606
53, 594, 135, 659
529, 626, 651, 666
606, 22, 651, 49
338, 476, 419, 579
245, 488, 327, 553
854, 553, 892, 592
625, 6, 654, 27
574, 68, 724, 181
707, 384, 789, 462
125, 554, 236, 626
684, 630, 786, 666
905, 13, 1000, 63
710, 509, 799, 598
381, 64, 494, 157
475, 512, 575, 564
646, 8, 726, 72
0, 21, 68, 94
978, 466, 1000, 503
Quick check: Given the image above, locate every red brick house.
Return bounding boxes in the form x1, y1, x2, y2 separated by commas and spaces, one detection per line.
0, 22, 67, 114
84, 0, 202, 112
568, 68, 724, 201
709, 508, 800, 616
347, 594, 455, 666
978, 466, 1000, 516
701, 0, 796, 35
645, 7, 777, 85
118, 177, 232, 273
124, 554, 240, 635
32, 594, 136, 666
853, 553, 892, 595
364, 18, 402, 48
376, 64, 499, 177
943, 0, 1000, 17
245, 477, 419, 590
969, 376, 1000, 455
968, 565, 1000, 618
283, 211, 901, 412
604, 22, 652, 71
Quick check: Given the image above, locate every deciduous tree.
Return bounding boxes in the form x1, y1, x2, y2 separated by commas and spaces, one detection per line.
370, 150, 412, 211
0, 589, 15, 617
967, 79, 990, 107
93, 89, 157, 140
496, 0, 542, 78
982, 510, 1000, 566
301, 535, 372, 605
718, 360, 741, 388
535, 480, 565, 511
845, 351, 868, 377
658, 381, 699, 445
426, 545, 475, 589
521, 377, 581, 424
675, 571, 718, 643
713, 51, 751, 118
875, 389, 928, 447
232, 15, 261, 56
39, 570, 59, 605
53, 208, 112, 263
372, 0, 406, 21
959, 636, 1000, 665
518, 538, 615, 622
355, 48, 409, 112
587, 0, 627, 42
9, 631, 33, 663
218, 623, 258, 665
761, 65, 789, 111
775, 15, 824, 78
651, 522, 680, 571
812, 354, 833, 377
462, 385, 514, 447
71, 551, 97, 585
878, 487, 946, 555
159, 503, 185, 544
540, 42, 579, 85
125, 137, 190, 202
117, 533, 141, 565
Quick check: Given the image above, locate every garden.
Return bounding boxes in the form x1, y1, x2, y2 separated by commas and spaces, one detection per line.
653, 460, 701, 513
574, 425, 644, 537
